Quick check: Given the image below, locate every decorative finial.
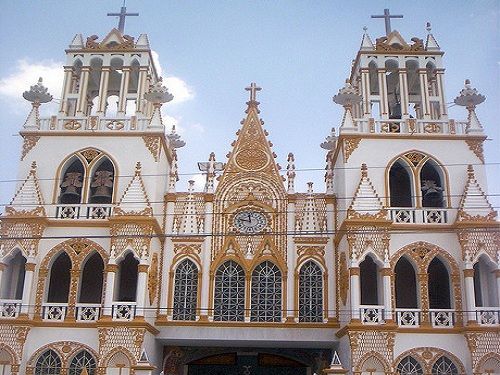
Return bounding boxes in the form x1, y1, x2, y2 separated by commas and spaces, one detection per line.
320, 127, 337, 150
23, 77, 53, 104
107, 5, 139, 33
363, 26, 368, 32
167, 125, 186, 149
333, 80, 362, 109
371, 8, 403, 36
245, 82, 262, 103
30, 161, 37, 171
426, 22, 432, 33
144, 79, 174, 105
454, 79, 486, 110
287, 153, 296, 194
135, 162, 142, 173
198, 152, 224, 193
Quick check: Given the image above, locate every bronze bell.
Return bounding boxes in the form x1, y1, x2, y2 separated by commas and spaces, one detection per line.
60, 172, 83, 203
421, 180, 443, 207
90, 170, 113, 203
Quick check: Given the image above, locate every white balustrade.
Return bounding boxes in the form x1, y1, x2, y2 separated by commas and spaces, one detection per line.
354, 118, 468, 135
42, 303, 68, 321
38, 116, 150, 132
390, 208, 449, 224
360, 305, 385, 324
476, 307, 500, 326
430, 309, 455, 328
55, 204, 113, 220
75, 304, 101, 322
395, 308, 421, 327
0, 299, 22, 319
112, 302, 137, 321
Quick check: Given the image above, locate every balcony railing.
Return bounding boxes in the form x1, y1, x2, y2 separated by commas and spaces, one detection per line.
430, 309, 455, 328
389, 208, 449, 224
360, 305, 385, 324
42, 303, 68, 321
354, 118, 468, 135
0, 299, 22, 319
54, 204, 113, 220
395, 308, 421, 327
75, 304, 101, 322
112, 302, 136, 321
37, 116, 151, 133
476, 307, 500, 326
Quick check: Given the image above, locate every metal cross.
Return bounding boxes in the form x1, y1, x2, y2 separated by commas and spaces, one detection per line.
107, 5, 139, 33
371, 9, 403, 36
245, 82, 262, 102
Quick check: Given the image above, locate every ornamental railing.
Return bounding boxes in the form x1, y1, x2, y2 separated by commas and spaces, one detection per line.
360, 305, 385, 324
75, 304, 101, 322
42, 303, 68, 321
354, 118, 468, 135
0, 299, 22, 319
430, 309, 455, 328
112, 302, 137, 321
395, 308, 421, 327
54, 204, 113, 220
37, 116, 151, 133
476, 307, 500, 326
389, 208, 450, 224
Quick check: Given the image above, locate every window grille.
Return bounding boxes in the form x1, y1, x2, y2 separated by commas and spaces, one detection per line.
214, 261, 245, 321
172, 259, 198, 321
69, 350, 97, 375
432, 356, 458, 375
250, 261, 282, 322
396, 356, 423, 375
35, 350, 61, 375
299, 261, 323, 322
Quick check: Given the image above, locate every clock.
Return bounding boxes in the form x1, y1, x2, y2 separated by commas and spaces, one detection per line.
233, 210, 267, 234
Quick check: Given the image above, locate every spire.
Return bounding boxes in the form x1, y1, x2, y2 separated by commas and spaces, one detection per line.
360, 26, 375, 50
22, 78, 52, 130
323, 350, 348, 374
8, 161, 45, 215
299, 182, 320, 233
333, 80, 361, 133
454, 79, 486, 134
425, 22, 440, 51
69, 34, 84, 49
286, 153, 296, 194
347, 164, 386, 220
179, 180, 199, 234
198, 152, 224, 193
144, 78, 174, 131
457, 165, 497, 222
116, 162, 152, 215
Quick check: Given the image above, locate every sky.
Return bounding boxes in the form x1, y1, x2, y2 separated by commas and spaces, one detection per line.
0, 0, 498, 212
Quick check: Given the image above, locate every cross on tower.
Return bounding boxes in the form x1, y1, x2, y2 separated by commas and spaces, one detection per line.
245, 82, 262, 102
107, 4, 139, 33
371, 9, 403, 36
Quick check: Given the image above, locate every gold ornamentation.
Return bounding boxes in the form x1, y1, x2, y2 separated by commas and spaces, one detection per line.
339, 252, 348, 305
110, 222, 153, 258
448, 119, 456, 134
393, 347, 466, 375
350, 331, 395, 372
106, 120, 124, 130
381, 122, 400, 133
70, 242, 89, 254
88, 115, 99, 130
235, 148, 268, 171
343, 138, 361, 161
375, 35, 424, 51
20, 136, 40, 160
49, 115, 57, 130
403, 151, 425, 166
148, 253, 159, 304
458, 228, 499, 263
80, 148, 101, 163
424, 123, 441, 133
63, 119, 81, 130
466, 139, 485, 163
142, 136, 161, 162
173, 243, 202, 255
407, 118, 416, 133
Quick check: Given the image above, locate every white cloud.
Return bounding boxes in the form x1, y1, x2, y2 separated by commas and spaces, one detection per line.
189, 173, 206, 191
190, 122, 205, 133
152, 50, 194, 104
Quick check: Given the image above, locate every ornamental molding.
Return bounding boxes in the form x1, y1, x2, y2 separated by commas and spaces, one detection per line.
338, 252, 349, 305
25, 341, 99, 370
20, 135, 40, 160
142, 135, 161, 162
393, 347, 466, 375
349, 330, 395, 372
343, 137, 361, 162
148, 253, 159, 305
465, 139, 485, 163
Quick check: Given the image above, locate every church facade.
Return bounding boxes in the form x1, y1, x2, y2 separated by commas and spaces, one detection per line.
0, 10, 499, 375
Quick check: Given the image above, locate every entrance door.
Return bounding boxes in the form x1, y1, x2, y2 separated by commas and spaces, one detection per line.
188, 352, 308, 375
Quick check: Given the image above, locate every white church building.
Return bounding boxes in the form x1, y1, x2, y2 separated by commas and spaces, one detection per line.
0, 7, 499, 375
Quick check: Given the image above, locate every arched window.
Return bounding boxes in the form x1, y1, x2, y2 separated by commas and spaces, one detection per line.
116, 253, 139, 302
431, 356, 458, 375
389, 159, 414, 207
214, 261, 245, 321
47, 252, 72, 303
395, 257, 418, 308
35, 349, 61, 375
59, 158, 85, 204
78, 252, 104, 303
0, 348, 13, 375
172, 259, 198, 321
473, 256, 499, 308
250, 261, 282, 322
298, 261, 323, 322
89, 157, 115, 204
106, 351, 130, 375
396, 356, 423, 375
420, 160, 444, 208
360, 255, 379, 305
69, 350, 97, 375
0, 251, 26, 300
428, 258, 451, 309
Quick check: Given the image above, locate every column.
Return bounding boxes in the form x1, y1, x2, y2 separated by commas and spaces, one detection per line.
418, 68, 431, 118
381, 268, 393, 322
350, 264, 361, 322
159, 196, 176, 318
117, 67, 131, 115
200, 194, 214, 320
76, 66, 91, 115
135, 67, 149, 114
97, 67, 111, 114
398, 68, 409, 117
360, 68, 371, 116
418, 272, 430, 325
286, 196, 296, 322
65, 268, 80, 321
325, 197, 335, 322
377, 68, 389, 118
102, 263, 117, 318
19, 263, 34, 316
435, 68, 447, 117
59, 66, 73, 113
463, 267, 477, 324
135, 263, 149, 318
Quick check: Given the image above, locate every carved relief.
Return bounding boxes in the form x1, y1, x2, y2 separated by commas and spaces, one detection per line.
148, 253, 159, 304
339, 252, 349, 305
466, 139, 485, 163
349, 330, 395, 372
343, 137, 361, 161
458, 228, 499, 263
20, 136, 40, 160
393, 347, 466, 374
142, 136, 161, 162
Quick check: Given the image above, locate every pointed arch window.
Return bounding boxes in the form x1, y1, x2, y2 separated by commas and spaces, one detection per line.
298, 261, 323, 322
0, 251, 26, 300
250, 261, 282, 322
78, 252, 104, 303
35, 349, 61, 375
431, 356, 458, 375
420, 160, 444, 208
394, 257, 418, 308
116, 253, 139, 302
59, 158, 85, 204
89, 157, 115, 204
360, 255, 379, 305
473, 256, 499, 307
389, 159, 414, 207
69, 350, 97, 375
214, 261, 245, 321
47, 252, 72, 303
396, 356, 423, 375
428, 257, 451, 309
172, 259, 198, 321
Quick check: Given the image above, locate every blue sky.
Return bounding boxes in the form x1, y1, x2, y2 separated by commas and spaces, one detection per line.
0, 0, 498, 211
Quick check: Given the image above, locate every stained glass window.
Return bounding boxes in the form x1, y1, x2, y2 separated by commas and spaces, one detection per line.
69, 350, 97, 375
299, 260, 323, 322
214, 261, 245, 321
396, 356, 423, 375
172, 259, 198, 321
432, 356, 458, 375
35, 349, 61, 375
250, 261, 282, 322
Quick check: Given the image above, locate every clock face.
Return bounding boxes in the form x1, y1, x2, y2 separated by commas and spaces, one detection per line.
233, 210, 267, 234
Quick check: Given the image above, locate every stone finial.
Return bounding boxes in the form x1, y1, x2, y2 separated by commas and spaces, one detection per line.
426, 22, 432, 33
23, 77, 52, 105
167, 125, 186, 149
454, 79, 486, 110
333, 80, 362, 109
144, 78, 174, 105
198, 152, 224, 193
321, 127, 337, 150
286, 153, 296, 194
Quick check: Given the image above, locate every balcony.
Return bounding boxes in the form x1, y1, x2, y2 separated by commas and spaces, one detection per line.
395, 308, 421, 327
75, 304, 101, 322
430, 309, 455, 328
360, 305, 385, 324
42, 303, 68, 321
54, 204, 113, 220
389, 208, 450, 224
0, 299, 22, 319
111, 302, 137, 321
476, 307, 500, 326
354, 118, 468, 136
